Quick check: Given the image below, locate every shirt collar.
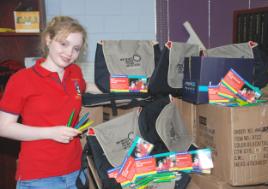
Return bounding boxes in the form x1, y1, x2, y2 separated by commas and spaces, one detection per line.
33, 58, 72, 77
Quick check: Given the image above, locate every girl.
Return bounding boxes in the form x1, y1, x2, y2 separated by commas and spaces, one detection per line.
0, 16, 88, 189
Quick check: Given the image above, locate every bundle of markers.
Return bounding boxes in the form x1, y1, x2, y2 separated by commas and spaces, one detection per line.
107, 136, 213, 188
67, 110, 94, 131
208, 68, 266, 106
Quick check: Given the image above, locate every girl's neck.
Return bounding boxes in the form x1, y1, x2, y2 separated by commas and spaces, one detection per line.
41, 59, 65, 81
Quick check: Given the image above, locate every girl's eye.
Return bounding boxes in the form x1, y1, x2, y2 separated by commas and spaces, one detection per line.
60, 42, 68, 47
74, 47, 81, 52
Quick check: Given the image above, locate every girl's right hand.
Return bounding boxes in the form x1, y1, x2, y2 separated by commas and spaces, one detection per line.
48, 126, 81, 143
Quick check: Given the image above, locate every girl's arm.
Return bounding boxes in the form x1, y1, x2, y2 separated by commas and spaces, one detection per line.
0, 111, 81, 143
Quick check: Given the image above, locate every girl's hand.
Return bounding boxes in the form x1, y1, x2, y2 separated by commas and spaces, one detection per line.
48, 126, 81, 143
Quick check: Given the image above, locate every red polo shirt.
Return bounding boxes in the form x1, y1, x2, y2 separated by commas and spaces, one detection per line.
0, 58, 86, 180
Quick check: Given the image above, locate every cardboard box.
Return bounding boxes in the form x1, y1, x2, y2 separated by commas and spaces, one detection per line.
182, 56, 254, 104
87, 156, 103, 189
80, 106, 103, 147
187, 180, 201, 189
103, 106, 139, 121
14, 11, 40, 33
172, 97, 197, 143
191, 174, 268, 189
80, 106, 103, 126
196, 103, 268, 186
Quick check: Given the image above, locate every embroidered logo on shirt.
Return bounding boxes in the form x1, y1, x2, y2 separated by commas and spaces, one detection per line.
74, 80, 81, 96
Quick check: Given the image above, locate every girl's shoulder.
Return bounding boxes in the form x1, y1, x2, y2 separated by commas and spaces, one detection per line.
9, 67, 30, 78
68, 63, 84, 77
69, 63, 82, 71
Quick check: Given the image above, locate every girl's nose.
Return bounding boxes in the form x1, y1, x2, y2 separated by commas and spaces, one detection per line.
65, 47, 73, 56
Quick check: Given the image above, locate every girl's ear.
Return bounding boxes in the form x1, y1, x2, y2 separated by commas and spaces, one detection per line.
45, 34, 52, 46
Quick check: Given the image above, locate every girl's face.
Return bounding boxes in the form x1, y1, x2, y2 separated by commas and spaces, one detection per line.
46, 32, 83, 69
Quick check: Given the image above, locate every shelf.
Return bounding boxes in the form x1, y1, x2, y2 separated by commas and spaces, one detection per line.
0, 32, 41, 36
0, 1, 46, 188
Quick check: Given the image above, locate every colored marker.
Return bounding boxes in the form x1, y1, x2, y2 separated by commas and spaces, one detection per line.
67, 109, 75, 127
153, 172, 176, 178
78, 120, 94, 132
153, 175, 176, 183
74, 112, 90, 129
135, 176, 154, 188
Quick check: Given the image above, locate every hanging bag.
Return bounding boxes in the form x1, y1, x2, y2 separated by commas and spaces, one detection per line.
82, 40, 161, 112
148, 41, 200, 97
86, 111, 140, 189
138, 96, 193, 155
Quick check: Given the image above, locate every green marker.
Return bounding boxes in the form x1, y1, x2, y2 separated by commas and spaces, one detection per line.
153, 172, 176, 178
135, 176, 154, 188
153, 175, 176, 183
67, 109, 75, 127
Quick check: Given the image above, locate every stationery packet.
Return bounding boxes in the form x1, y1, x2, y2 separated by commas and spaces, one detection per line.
189, 148, 214, 173
208, 85, 230, 104
222, 68, 262, 103
110, 74, 148, 93
108, 136, 154, 185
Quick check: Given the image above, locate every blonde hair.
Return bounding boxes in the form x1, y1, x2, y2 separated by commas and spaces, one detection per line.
41, 16, 87, 57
